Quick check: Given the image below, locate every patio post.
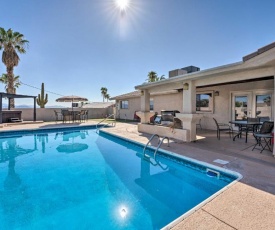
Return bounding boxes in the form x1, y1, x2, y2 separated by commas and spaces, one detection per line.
182, 81, 196, 113
176, 80, 201, 141
136, 89, 154, 123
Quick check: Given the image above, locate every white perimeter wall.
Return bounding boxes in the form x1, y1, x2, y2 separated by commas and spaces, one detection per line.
11, 107, 113, 122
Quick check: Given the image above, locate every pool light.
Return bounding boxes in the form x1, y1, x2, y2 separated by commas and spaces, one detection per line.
120, 208, 127, 218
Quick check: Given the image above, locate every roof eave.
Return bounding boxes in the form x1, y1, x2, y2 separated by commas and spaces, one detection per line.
135, 61, 244, 90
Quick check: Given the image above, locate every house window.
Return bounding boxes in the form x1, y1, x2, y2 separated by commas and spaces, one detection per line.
120, 100, 129, 109
196, 91, 213, 113
150, 99, 154, 110
256, 94, 272, 119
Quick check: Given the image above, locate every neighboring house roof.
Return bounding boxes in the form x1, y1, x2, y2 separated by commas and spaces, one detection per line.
110, 91, 142, 100
110, 89, 180, 100
82, 102, 114, 108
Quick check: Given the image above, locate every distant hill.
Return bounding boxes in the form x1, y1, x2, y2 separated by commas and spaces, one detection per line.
1, 104, 67, 109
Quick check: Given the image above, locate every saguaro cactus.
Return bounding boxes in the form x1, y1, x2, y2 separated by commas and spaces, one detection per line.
37, 83, 48, 108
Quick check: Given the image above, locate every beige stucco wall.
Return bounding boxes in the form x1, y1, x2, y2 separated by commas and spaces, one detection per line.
152, 92, 183, 114
116, 97, 141, 120
10, 107, 112, 122
115, 92, 183, 120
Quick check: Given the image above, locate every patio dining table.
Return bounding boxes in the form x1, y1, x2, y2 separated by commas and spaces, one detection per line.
229, 120, 262, 143
61, 110, 81, 123
70, 110, 81, 122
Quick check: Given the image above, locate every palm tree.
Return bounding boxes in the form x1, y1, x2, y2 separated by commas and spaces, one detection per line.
105, 94, 110, 102
158, 75, 166, 81
101, 87, 108, 102
0, 28, 28, 108
146, 71, 158, 82
0, 73, 21, 107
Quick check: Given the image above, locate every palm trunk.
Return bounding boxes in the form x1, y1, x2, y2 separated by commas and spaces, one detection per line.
6, 66, 15, 109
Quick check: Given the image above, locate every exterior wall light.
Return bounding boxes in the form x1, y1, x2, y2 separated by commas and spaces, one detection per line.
183, 83, 189, 90
214, 91, 219, 96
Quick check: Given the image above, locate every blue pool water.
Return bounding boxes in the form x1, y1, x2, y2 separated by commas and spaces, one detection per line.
0, 127, 239, 229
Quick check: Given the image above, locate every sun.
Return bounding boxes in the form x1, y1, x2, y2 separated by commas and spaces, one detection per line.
115, 0, 129, 11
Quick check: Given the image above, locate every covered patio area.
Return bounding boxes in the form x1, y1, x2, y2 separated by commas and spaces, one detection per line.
135, 42, 275, 156
0, 92, 37, 124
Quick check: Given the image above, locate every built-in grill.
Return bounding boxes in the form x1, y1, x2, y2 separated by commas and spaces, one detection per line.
160, 110, 180, 122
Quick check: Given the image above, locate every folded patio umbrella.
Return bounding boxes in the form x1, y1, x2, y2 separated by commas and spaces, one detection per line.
56, 95, 88, 110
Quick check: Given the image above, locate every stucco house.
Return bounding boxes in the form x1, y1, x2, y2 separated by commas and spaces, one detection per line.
110, 90, 183, 121
111, 42, 275, 146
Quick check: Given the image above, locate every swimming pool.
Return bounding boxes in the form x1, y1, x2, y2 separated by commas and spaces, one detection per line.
0, 126, 241, 229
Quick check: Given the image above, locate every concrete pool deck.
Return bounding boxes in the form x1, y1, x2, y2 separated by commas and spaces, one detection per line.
1, 120, 275, 229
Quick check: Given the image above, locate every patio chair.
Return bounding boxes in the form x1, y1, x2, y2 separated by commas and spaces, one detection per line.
241, 117, 260, 135
54, 110, 63, 123
76, 110, 87, 122
213, 118, 232, 140
252, 121, 274, 153
196, 118, 202, 130
259, 116, 270, 122
84, 110, 88, 121
61, 110, 72, 123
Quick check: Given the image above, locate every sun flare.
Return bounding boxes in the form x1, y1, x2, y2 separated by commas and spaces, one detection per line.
115, 0, 129, 11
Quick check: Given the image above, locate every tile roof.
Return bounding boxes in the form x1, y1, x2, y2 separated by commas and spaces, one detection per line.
82, 102, 114, 108
110, 91, 142, 100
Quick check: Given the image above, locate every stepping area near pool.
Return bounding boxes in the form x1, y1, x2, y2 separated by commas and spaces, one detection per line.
1, 121, 275, 229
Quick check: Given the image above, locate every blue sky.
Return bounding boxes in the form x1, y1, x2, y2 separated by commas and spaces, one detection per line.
1, 0, 275, 106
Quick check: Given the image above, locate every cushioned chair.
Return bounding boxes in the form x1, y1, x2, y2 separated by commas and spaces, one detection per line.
252, 121, 274, 153
213, 118, 232, 140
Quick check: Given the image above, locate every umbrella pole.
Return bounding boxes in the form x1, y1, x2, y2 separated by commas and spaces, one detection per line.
72, 97, 74, 111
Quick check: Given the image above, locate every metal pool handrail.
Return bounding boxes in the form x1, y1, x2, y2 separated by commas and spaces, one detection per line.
96, 114, 116, 132
143, 134, 160, 155
143, 154, 169, 171
154, 136, 170, 159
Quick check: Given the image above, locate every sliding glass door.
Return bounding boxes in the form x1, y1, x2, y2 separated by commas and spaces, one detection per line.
232, 92, 252, 121
231, 91, 273, 121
